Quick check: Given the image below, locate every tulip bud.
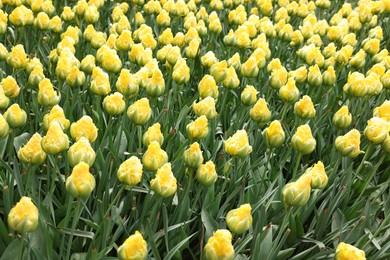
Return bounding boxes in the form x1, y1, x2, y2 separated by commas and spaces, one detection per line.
118, 231, 148, 260
241, 57, 259, 78
34, 12, 50, 30
4, 104, 27, 128
250, 98, 271, 124
8, 197, 39, 233
363, 38, 380, 55
18, 133, 47, 165
38, 78, 61, 107
102, 92, 126, 116
305, 161, 328, 189
263, 120, 285, 148
198, 74, 219, 100
85, 5, 100, 24
282, 174, 311, 207
222, 67, 240, 89
335, 129, 362, 158
270, 68, 288, 89
141, 123, 163, 148
196, 160, 218, 186
210, 60, 228, 83
142, 141, 168, 171
204, 229, 234, 260
278, 77, 299, 103
156, 9, 171, 27
90, 68, 111, 96
227, 53, 241, 71
333, 106, 352, 129
186, 115, 209, 140
172, 58, 190, 84
41, 121, 69, 155
289, 66, 307, 84
201, 51, 218, 69
117, 156, 143, 188
192, 97, 218, 119
226, 204, 252, 234
364, 117, 388, 144
373, 100, 390, 122
66, 162, 96, 198
66, 67, 85, 88
68, 137, 96, 167
335, 242, 366, 260
116, 69, 139, 98
0, 43, 8, 61
80, 55, 96, 74
291, 125, 316, 155
6, 44, 28, 69
0, 87, 9, 110
70, 116, 98, 143
150, 163, 177, 197
225, 130, 253, 157
343, 72, 368, 97
61, 6, 75, 22
43, 105, 70, 130
294, 95, 316, 119
241, 85, 257, 106
183, 142, 204, 168
1, 76, 20, 99
307, 65, 323, 87
127, 98, 152, 125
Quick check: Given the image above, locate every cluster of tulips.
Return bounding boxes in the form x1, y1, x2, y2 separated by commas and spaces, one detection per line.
0, 0, 389, 258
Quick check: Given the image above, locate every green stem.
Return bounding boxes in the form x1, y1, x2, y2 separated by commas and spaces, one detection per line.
19, 233, 25, 260
356, 143, 374, 174
292, 153, 302, 180
66, 199, 82, 260
59, 195, 73, 259
104, 185, 126, 218
280, 102, 289, 122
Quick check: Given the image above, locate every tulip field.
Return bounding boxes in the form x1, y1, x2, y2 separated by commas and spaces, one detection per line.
1, 0, 390, 259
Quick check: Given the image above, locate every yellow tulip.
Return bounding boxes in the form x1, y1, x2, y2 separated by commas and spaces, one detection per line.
117, 156, 143, 188
8, 197, 39, 233
66, 162, 96, 198
150, 163, 177, 198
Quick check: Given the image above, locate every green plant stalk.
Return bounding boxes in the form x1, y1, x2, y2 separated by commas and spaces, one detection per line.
292, 153, 302, 180
66, 198, 82, 260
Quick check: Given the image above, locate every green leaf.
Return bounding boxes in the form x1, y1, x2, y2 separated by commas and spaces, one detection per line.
201, 209, 218, 241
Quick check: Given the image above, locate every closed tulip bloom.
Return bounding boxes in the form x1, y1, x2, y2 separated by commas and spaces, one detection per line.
41, 121, 69, 155
198, 75, 219, 100
294, 95, 316, 119
289, 66, 307, 84
68, 137, 96, 167
227, 53, 241, 71
363, 38, 380, 55
186, 115, 209, 140
270, 68, 288, 89
210, 60, 228, 83
183, 142, 204, 168
350, 50, 366, 69
116, 69, 139, 98
117, 156, 143, 188
307, 65, 323, 87
196, 160, 218, 186
263, 120, 285, 148
305, 161, 328, 189
150, 163, 177, 198
373, 100, 390, 122
250, 98, 271, 124
322, 66, 336, 86
6, 44, 28, 69
118, 231, 148, 260
279, 77, 299, 103
142, 141, 168, 171
291, 125, 316, 155
193, 97, 218, 119
18, 133, 47, 165
172, 58, 190, 84
0, 87, 9, 110
201, 51, 218, 69
241, 85, 257, 106
222, 67, 240, 89
226, 204, 252, 234
61, 6, 75, 21
66, 162, 96, 198
8, 197, 39, 233
91, 68, 111, 96
66, 67, 85, 88
103, 92, 126, 115
204, 229, 234, 260
282, 174, 311, 207
9, 6, 28, 27
116, 30, 134, 52
28, 67, 45, 87
34, 12, 50, 30
127, 98, 152, 125
241, 57, 259, 78
80, 55, 96, 74
225, 130, 253, 157
364, 117, 389, 144
143, 123, 164, 147
38, 79, 61, 107
1, 76, 20, 98
43, 105, 70, 130
70, 116, 98, 143
146, 70, 165, 97
335, 129, 363, 158
4, 104, 27, 128
333, 106, 352, 129
335, 242, 366, 260
343, 72, 368, 97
